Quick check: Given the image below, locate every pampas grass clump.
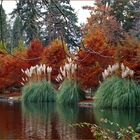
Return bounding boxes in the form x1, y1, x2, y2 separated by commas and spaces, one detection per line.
22, 80, 56, 102
57, 79, 86, 105
95, 76, 140, 109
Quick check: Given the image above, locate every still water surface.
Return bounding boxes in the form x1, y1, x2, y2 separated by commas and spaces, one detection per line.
0, 101, 140, 140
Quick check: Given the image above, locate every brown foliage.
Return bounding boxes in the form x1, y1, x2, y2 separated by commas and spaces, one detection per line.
77, 28, 115, 89
115, 36, 140, 82
1, 32, 140, 92
0, 51, 29, 91
83, 1, 123, 46
27, 39, 44, 66
41, 40, 67, 81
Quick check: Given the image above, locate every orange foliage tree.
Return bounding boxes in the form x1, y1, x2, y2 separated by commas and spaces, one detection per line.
0, 39, 68, 92
114, 36, 140, 82
0, 51, 29, 92
27, 39, 44, 66
0, 23, 140, 94
41, 40, 67, 81
77, 27, 115, 89
83, 1, 123, 46
76, 2, 139, 90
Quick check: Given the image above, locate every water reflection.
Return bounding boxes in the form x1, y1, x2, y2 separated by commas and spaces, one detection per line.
22, 102, 58, 140
0, 102, 22, 139
4, 101, 140, 139
22, 103, 95, 139
22, 102, 56, 121
57, 104, 79, 123
94, 109, 140, 130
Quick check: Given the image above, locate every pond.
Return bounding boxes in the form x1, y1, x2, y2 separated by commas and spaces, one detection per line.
0, 101, 140, 140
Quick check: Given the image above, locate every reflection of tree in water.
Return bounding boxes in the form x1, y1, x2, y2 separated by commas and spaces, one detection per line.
78, 107, 96, 123
22, 103, 96, 139
57, 105, 96, 124
0, 102, 23, 139
22, 103, 78, 140
22, 102, 55, 120
22, 102, 59, 139
57, 104, 79, 124
94, 109, 140, 131
57, 105, 95, 139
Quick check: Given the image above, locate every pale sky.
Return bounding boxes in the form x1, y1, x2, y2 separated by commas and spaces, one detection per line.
2, 0, 94, 24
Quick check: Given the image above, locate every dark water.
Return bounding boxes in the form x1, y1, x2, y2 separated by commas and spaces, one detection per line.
0, 102, 140, 140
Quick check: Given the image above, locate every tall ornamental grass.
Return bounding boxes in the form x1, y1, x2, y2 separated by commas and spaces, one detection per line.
57, 79, 86, 105
22, 80, 56, 102
95, 76, 140, 109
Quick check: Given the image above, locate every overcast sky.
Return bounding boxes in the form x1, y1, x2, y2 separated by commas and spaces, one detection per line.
2, 0, 94, 24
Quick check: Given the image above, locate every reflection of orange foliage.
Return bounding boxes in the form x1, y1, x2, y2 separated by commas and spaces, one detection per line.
0, 103, 22, 139
42, 40, 67, 81
27, 39, 44, 66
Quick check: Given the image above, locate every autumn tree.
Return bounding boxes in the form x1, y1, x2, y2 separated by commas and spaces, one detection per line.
27, 39, 44, 66
41, 39, 67, 81
85, 0, 140, 40
83, 1, 123, 45
0, 50, 29, 92
114, 36, 140, 82
77, 27, 115, 89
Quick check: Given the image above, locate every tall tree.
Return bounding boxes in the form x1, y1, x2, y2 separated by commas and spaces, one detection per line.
11, 0, 41, 46
129, 1, 140, 39
110, 0, 133, 31
0, 5, 9, 45
42, 0, 81, 47
12, 16, 23, 49
83, 0, 124, 45
100, 0, 140, 33
11, 0, 81, 48
91, 0, 140, 39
